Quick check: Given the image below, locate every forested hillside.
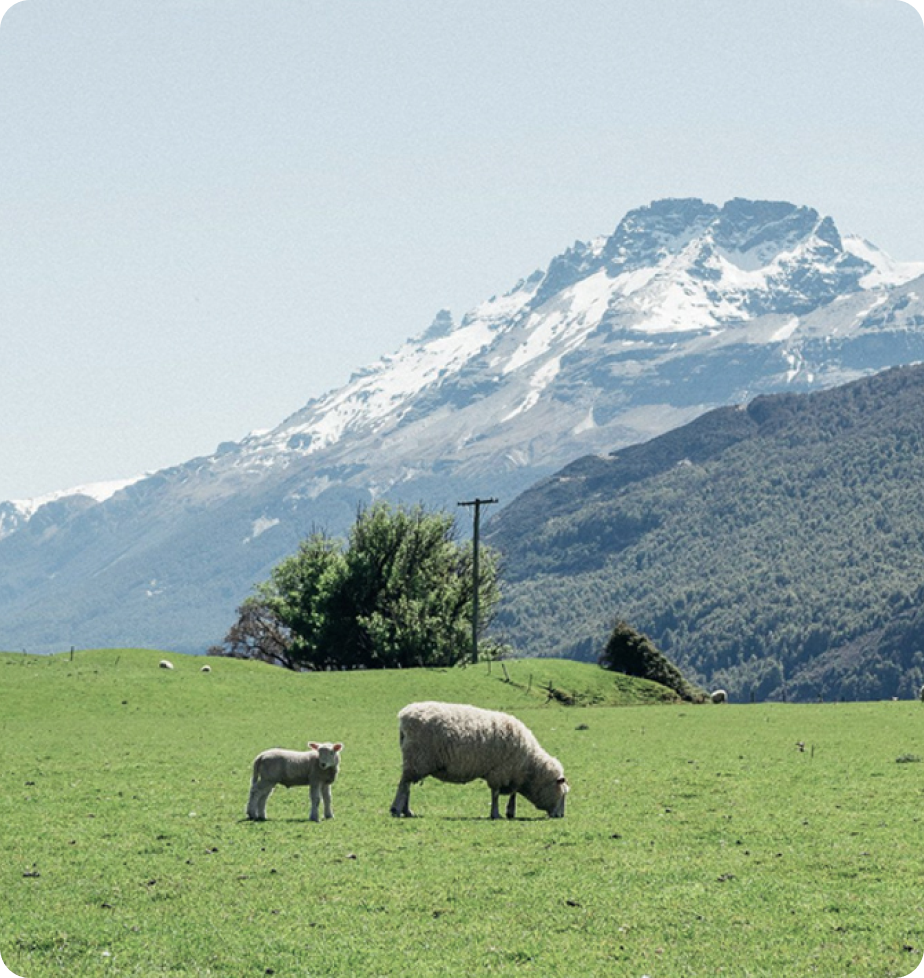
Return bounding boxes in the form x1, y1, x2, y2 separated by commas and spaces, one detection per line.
487, 363, 924, 702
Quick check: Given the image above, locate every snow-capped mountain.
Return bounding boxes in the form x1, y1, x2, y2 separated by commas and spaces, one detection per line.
0, 477, 145, 541
3, 197, 924, 654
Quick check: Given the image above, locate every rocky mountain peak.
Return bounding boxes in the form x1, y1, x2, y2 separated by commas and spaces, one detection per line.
600, 197, 719, 269
421, 309, 456, 341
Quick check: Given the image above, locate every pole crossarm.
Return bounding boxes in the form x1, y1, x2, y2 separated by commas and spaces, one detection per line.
457, 497, 498, 664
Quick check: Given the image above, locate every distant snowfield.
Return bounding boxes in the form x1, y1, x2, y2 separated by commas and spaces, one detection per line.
844, 235, 924, 288
770, 318, 801, 343
10, 476, 145, 519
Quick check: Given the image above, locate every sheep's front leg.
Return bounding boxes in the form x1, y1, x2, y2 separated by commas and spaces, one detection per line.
322, 782, 334, 820
490, 787, 503, 820
506, 793, 517, 819
309, 783, 322, 822
390, 779, 414, 817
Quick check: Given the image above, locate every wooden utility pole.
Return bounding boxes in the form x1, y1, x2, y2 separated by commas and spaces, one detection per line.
457, 497, 498, 664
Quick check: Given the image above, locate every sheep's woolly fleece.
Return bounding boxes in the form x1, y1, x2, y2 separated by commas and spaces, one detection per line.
391, 701, 568, 819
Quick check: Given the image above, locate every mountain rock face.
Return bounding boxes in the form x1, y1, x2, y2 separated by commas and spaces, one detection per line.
486, 363, 924, 703
3, 197, 924, 654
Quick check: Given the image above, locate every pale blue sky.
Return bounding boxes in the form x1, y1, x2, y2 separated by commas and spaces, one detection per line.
1, 0, 923, 500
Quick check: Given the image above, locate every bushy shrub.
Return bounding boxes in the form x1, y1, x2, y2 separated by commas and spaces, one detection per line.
599, 618, 705, 702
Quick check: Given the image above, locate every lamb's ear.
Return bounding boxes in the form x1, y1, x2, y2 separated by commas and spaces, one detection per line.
556, 776, 567, 785
308, 742, 320, 750
333, 743, 343, 752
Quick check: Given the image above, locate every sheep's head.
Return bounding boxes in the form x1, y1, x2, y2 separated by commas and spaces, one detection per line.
309, 742, 343, 771
529, 762, 569, 818
545, 775, 569, 818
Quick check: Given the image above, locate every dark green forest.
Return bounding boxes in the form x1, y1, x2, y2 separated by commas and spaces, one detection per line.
487, 363, 924, 702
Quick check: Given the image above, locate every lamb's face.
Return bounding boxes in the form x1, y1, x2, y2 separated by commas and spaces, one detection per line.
309, 742, 343, 771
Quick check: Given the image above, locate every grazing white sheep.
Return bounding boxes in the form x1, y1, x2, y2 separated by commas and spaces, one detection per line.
390, 701, 569, 820
710, 689, 727, 704
246, 742, 342, 822
159, 659, 174, 670
200, 665, 211, 673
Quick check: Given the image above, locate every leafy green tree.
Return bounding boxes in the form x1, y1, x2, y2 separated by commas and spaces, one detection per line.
213, 503, 500, 670
261, 532, 346, 667
599, 618, 704, 702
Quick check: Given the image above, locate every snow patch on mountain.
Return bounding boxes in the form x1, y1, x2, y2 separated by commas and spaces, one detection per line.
771, 318, 801, 342
8, 476, 144, 522
844, 235, 924, 288
0, 475, 147, 543
503, 269, 613, 374
244, 515, 281, 543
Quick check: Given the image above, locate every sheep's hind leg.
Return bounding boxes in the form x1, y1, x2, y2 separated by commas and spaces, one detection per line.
390, 778, 415, 817
490, 788, 503, 820
506, 793, 517, 819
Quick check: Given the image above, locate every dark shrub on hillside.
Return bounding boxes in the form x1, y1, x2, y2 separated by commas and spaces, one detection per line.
600, 619, 704, 702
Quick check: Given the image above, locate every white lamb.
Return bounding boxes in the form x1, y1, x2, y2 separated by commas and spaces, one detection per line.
711, 689, 728, 704
159, 659, 174, 670
246, 742, 342, 822
390, 701, 569, 820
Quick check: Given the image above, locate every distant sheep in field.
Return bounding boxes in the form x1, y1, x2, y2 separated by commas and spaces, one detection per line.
159, 659, 174, 670
390, 701, 569, 820
920, 684, 924, 703
710, 689, 727, 704
246, 742, 342, 822
200, 665, 211, 672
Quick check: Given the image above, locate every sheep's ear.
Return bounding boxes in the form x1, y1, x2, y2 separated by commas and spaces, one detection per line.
308, 742, 320, 750
333, 743, 343, 752
556, 776, 567, 785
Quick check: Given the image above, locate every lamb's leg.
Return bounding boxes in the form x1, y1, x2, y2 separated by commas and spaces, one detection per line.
506, 793, 517, 819
490, 787, 503, 820
390, 778, 415, 817
322, 782, 334, 820
246, 784, 259, 820
309, 783, 321, 822
247, 780, 274, 821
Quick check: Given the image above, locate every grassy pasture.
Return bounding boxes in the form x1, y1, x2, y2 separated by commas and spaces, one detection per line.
1, 649, 923, 978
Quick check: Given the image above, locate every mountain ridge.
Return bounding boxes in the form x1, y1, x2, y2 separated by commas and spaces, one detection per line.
487, 362, 924, 701
3, 196, 924, 654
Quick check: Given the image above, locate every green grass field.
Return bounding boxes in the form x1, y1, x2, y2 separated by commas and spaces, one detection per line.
1, 649, 923, 977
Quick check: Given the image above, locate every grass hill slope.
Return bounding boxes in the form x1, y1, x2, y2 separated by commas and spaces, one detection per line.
487, 363, 924, 702
2, 648, 923, 977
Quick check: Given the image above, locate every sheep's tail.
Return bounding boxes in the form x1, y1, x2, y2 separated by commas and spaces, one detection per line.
251, 755, 263, 785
